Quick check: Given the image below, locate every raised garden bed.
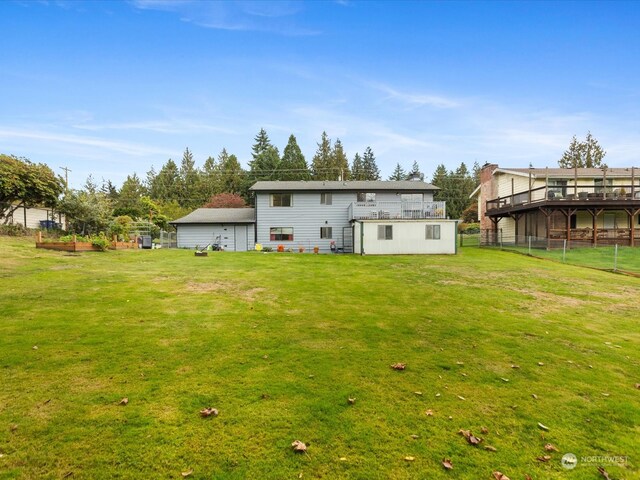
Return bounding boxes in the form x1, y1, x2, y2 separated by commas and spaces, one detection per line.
36, 241, 137, 252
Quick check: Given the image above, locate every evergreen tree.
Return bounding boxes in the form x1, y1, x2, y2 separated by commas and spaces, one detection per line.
351, 153, 365, 180
361, 146, 380, 181
150, 159, 180, 204
311, 132, 334, 180
472, 161, 481, 185
251, 128, 271, 162
388, 163, 406, 181
114, 173, 146, 218
100, 178, 119, 202
280, 134, 310, 180
200, 155, 220, 201
218, 149, 245, 194
405, 161, 424, 181
331, 138, 350, 180
249, 129, 280, 180
431, 164, 449, 203
179, 147, 202, 208
558, 132, 607, 168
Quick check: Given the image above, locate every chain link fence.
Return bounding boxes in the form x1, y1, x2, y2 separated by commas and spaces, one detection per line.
462, 229, 640, 276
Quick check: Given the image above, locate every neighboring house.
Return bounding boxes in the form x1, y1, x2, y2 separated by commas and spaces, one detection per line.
170, 208, 255, 251
250, 180, 457, 254
2, 205, 65, 229
471, 164, 640, 247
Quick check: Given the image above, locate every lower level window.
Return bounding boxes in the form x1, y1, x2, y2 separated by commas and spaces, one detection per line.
377, 225, 393, 240
425, 224, 441, 239
320, 227, 332, 239
270, 227, 293, 241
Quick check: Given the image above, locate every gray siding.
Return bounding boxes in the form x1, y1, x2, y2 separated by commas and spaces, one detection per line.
255, 191, 434, 252
176, 224, 254, 251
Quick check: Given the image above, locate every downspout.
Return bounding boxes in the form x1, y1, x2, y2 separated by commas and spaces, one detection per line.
253, 194, 258, 249
454, 220, 459, 254
359, 221, 365, 256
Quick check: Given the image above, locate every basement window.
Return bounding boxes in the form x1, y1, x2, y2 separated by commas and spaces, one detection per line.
425, 224, 441, 240
377, 225, 393, 240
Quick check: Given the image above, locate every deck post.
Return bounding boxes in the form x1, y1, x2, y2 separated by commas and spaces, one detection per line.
528, 169, 532, 203
632, 166, 636, 198
574, 165, 578, 196
603, 166, 607, 199
545, 167, 549, 199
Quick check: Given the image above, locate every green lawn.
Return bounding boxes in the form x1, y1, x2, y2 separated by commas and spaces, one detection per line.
0, 236, 638, 479
496, 244, 640, 276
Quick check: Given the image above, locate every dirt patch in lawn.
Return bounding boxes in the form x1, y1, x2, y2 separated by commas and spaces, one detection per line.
184, 281, 269, 302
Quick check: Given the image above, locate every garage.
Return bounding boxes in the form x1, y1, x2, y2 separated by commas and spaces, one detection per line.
170, 208, 255, 251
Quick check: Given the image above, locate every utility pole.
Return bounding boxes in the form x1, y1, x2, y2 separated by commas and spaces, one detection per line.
59, 166, 71, 193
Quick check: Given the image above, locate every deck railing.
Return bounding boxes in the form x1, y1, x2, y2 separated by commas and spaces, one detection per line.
487, 184, 640, 211
350, 201, 446, 220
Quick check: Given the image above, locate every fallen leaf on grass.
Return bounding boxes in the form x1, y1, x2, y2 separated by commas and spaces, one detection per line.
414, 391, 423, 395
339, 457, 347, 461
32, 346, 38, 350
510, 364, 520, 369
291, 440, 307, 453
118, 398, 129, 406
404, 456, 415, 461
9, 424, 17, 432
456, 361, 464, 365
458, 429, 483, 445
598, 466, 612, 479
457, 395, 465, 401
442, 458, 453, 470
391, 363, 406, 370
635, 383, 640, 389
410, 434, 419, 439
501, 378, 509, 382
348, 397, 356, 405
492, 472, 510, 480
481, 426, 489, 434
181, 470, 193, 477
484, 445, 497, 452
62, 472, 73, 478
525, 475, 532, 480
537, 422, 549, 431
537, 362, 544, 366
536, 455, 551, 462
544, 443, 559, 452
199, 407, 218, 417
425, 409, 433, 416
531, 394, 538, 400
435, 393, 441, 397
601, 393, 610, 397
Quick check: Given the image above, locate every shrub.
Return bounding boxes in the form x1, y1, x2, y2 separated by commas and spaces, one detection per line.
91, 233, 111, 252
458, 222, 480, 234
0, 224, 28, 236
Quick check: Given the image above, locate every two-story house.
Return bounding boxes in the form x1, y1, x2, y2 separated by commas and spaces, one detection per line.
471, 163, 640, 248
250, 180, 457, 254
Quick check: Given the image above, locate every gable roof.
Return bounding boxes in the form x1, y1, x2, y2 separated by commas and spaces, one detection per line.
249, 180, 439, 192
170, 208, 255, 225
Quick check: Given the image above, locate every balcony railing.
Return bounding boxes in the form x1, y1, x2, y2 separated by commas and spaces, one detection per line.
487, 184, 640, 211
349, 201, 446, 220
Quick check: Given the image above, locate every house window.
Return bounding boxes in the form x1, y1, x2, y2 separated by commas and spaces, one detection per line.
377, 225, 393, 240
321, 193, 332, 205
357, 192, 376, 203
270, 193, 292, 207
270, 227, 294, 241
401, 193, 423, 202
320, 227, 332, 239
425, 224, 441, 240
594, 179, 613, 194
548, 180, 567, 197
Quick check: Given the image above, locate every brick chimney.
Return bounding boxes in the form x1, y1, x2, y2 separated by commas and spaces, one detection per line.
478, 163, 498, 230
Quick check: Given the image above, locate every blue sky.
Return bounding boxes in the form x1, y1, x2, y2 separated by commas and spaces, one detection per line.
1, 0, 639, 188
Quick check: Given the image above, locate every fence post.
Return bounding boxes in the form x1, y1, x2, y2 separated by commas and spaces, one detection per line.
499, 229, 503, 249
528, 235, 532, 255
562, 239, 567, 263
614, 244, 618, 272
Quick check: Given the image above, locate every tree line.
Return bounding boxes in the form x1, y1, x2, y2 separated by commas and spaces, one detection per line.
21, 126, 612, 234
